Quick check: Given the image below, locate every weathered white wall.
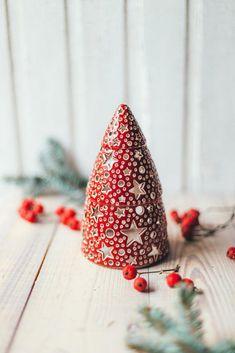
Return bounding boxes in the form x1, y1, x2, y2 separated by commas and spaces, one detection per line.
0, 0, 235, 194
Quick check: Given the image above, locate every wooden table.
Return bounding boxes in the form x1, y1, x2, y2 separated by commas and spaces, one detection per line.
0, 188, 234, 353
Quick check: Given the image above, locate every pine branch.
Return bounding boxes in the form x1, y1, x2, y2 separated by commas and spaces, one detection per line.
139, 306, 177, 335
3, 176, 49, 197
39, 138, 87, 189
176, 286, 203, 340
127, 284, 235, 353
3, 138, 88, 202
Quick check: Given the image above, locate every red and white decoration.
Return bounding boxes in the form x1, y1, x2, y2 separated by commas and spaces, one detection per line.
82, 104, 169, 268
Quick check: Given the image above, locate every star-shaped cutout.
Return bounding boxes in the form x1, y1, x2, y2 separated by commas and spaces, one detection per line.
90, 228, 98, 237
102, 183, 112, 194
103, 151, 118, 171
134, 150, 143, 160
119, 195, 126, 203
98, 242, 114, 261
121, 221, 147, 247
119, 123, 128, 134
126, 256, 137, 265
114, 207, 125, 218
148, 244, 162, 261
112, 137, 120, 147
90, 206, 103, 222
123, 167, 131, 176
129, 180, 146, 200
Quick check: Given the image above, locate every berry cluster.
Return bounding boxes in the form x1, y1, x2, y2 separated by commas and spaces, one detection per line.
122, 265, 147, 292
170, 208, 200, 240
122, 264, 188, 292
166, 272, 194, 288
18, 198, 44, 223
170, 206, 235, 243
227, 247, 235, 261
55, 207, 81, 231
18, 198, 82, 231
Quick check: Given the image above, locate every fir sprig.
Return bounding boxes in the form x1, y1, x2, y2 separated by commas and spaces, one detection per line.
3, 138, 88, 202
127, 285, 235, 353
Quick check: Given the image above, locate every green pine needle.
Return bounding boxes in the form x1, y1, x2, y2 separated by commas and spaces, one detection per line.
127, 284, 235, 353
176, 285, 203, 340
3, 138, 88, 203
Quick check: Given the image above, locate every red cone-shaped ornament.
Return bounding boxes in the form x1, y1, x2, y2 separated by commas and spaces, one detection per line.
82, 104, 169, 269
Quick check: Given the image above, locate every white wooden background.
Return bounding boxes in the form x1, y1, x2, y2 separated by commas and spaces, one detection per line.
1, 0, 235, 194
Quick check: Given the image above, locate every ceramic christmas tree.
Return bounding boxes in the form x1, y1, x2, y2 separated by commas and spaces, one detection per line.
82, 104, 169, 269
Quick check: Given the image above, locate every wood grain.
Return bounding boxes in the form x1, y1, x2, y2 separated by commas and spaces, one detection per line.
0, 193, 232, 353
126, 0, 187, 192
67, 0, 126, 177
183, 0, 203, 192
153, 194, 235, 344
6, 0, 71, 173
198, 0, 235, 193
1, 1, 235, 193
8, 224, 146, 353
0, 0, 21, 175
0, 194, 59, 353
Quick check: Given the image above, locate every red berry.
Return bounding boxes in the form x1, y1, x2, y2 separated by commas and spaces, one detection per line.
227, 247, 235, 260
184, 209, 200, 226
181, 221, 193, 240
24, 210, 37, 223
122, 265, 137, 280
55, 206, 65, 216
34, 203, 44, 214
60, 214, 71, 225
182, 278, 194, 287
170, 210, 181, 224
181, 217, 194, 229
188, 208, 200, 217
181, 211, 188, 219
166, 272, 182, 288
134, 277, 147, 292
181, 217, 194, 228
19, 207, 28, 218
67, 218, 81, 231
21, 198, 35, 210
64, 208, 76, 218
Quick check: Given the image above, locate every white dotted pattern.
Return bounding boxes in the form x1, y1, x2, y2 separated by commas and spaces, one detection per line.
82, 104, 169, 269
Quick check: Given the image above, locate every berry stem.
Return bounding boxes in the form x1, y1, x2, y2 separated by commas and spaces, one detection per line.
193, 286, 203, 294
138, 264, 180, 276
198, 206, 235, 236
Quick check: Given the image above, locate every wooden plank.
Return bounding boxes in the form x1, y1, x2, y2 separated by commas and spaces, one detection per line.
184, 0, 203, 192
1, 0, 235, 195
0, 188, 22, 248
149, 195, 235, 345
0, 0, 21, 175
0, 194, 58, 353
7, 0, 71, 174
126, 0, 187, 192
9, 195, 235, 352
186, 0, 235, 193
9, 222, 147, 353
67, 0, 126, 176
200, 0, 235, 193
